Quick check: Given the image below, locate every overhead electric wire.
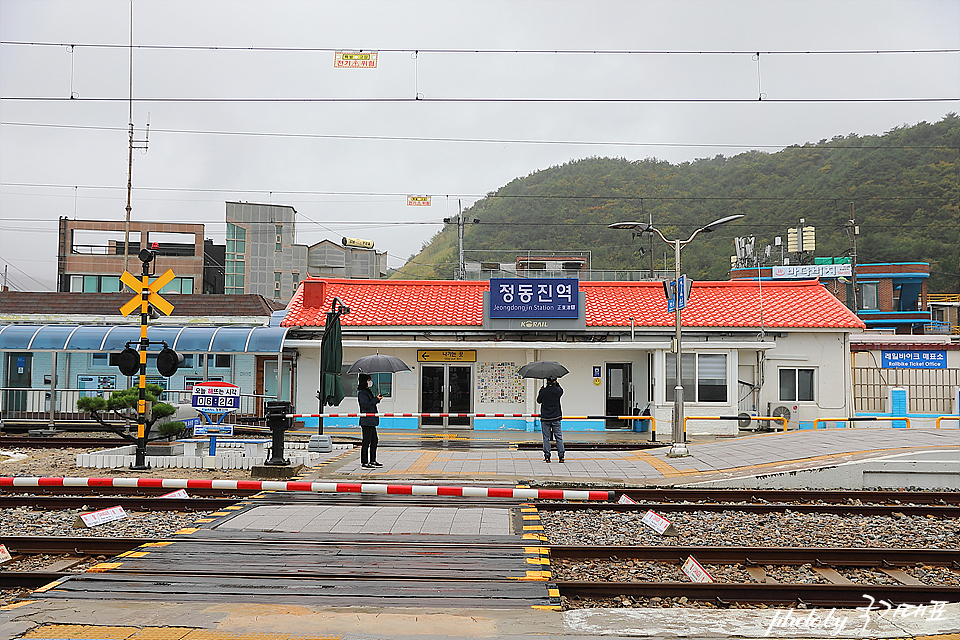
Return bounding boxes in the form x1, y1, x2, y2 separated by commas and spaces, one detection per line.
3, 96, 955, 104
3, 41, 957, 55
2, 181, 954, 204
3, 121, 955, 151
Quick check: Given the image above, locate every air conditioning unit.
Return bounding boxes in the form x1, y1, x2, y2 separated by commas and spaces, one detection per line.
737, 411, 759, 430
767, 402, 798, 429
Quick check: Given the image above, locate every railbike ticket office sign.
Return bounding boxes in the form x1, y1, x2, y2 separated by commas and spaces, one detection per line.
881, 350, 947, 369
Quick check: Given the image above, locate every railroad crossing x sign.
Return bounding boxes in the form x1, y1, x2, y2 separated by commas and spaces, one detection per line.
119, 269, 176, 317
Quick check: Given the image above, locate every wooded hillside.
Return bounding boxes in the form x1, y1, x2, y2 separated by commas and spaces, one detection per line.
395, 114, 960, 291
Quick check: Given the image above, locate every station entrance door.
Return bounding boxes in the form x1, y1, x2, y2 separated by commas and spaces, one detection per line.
420, 364, 472, 428
605, 362, 634, 428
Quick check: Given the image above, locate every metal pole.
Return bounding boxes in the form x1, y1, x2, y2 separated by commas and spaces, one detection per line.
457, 201, 465, 280
669, 238, 689, 457
132, 255, 150, 470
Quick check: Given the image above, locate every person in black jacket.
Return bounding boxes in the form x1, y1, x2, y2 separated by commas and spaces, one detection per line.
357, 374, 382, 469
536, 377, 565, 463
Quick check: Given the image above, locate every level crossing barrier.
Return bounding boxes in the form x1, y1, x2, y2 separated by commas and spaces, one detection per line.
288, 412, 658, 442
0, 476, 614, 501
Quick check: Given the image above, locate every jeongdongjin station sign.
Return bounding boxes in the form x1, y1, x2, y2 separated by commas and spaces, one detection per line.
489, 278, 580, 319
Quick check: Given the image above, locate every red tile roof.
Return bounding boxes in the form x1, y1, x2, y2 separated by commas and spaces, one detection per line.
283, 278, 865, 330
0, 292, 284, 317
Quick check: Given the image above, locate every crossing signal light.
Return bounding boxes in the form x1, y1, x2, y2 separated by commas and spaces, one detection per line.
111, 348, 141, 376
156, 347, 184, 377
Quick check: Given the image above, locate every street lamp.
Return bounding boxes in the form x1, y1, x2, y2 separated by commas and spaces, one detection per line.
608, 214, 744, 457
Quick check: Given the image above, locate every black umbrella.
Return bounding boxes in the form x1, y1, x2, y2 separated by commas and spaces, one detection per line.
518, 361, 570, 379
347, 353, 412, 375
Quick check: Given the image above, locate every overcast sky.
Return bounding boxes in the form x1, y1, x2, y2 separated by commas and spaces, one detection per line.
1, 0, 957, 291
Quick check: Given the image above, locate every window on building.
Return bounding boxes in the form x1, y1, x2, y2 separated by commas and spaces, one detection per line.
276, 225, 283, 251
665, 353, 727, 402
274, 272, 282, 298
341, 367, 393, 398
860, 283, 879, 310
196, 354, 231, 368
779, 368, 815, 402
225, 223, 246, 295
292, 272, 300, 297
69, 275, 121, 293
91, 352, 109, 367
158, 277, 194, 294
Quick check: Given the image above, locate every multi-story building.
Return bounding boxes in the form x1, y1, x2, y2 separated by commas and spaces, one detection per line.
57, 218, 215, 294
225, 202, 388, 303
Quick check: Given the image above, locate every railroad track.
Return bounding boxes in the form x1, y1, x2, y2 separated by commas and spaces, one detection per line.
3, 536, 957, 607
551, 545, 960, 607
2, 493, 957, 518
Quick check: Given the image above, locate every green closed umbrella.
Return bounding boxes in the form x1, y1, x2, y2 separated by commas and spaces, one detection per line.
319, 298, 348, 412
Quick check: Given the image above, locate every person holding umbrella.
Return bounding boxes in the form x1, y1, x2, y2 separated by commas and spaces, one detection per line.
357, 374, 382, 468
537, 376, 565, 463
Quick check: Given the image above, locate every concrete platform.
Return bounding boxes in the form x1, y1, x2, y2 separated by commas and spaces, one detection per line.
2, 426, 959, 640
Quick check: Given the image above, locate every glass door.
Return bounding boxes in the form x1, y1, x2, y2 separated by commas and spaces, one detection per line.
419, 364, 473, 428
420, 365, 446, 426
605, 362, 633, 428
448, 365, 472, 427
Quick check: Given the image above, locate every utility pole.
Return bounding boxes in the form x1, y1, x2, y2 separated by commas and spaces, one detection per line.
845, 203, 860, 312
457, 200, 464, 280
122, 0, 149, 274
443, 200, 478, 281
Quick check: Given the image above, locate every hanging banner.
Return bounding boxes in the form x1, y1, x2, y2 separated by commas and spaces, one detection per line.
407, 196, 431, 206
334, 51, 378, 68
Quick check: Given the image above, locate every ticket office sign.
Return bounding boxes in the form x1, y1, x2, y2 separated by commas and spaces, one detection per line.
882, 350, 947, 369
489, 278, 580, 319
191, 381, 240, 412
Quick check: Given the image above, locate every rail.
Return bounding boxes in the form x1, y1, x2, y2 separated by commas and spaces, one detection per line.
682, 415, 787, 434
813, 416, 912, 429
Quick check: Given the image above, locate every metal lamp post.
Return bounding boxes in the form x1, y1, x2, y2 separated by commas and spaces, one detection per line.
609, 214, 744, 457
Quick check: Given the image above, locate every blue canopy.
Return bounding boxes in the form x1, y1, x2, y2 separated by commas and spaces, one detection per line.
0, 325, 288, 353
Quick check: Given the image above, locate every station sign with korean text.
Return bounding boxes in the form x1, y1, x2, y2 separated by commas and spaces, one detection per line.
772, 264, 852, 279
191, 381, 241, 412
881, 350, 947, 369
489, 278, 580, 319
407, 196, 431, 206
417, 350, 477, 362
334, 51, 378, 68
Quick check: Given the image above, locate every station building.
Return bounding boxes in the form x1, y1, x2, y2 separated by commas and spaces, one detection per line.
282, 277, 866, 435
0, 292, 289, 425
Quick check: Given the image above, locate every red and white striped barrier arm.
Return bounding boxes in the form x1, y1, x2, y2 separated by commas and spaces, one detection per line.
290, 412, 539, 418
0, 477, 614, 501
290, 412, 645, 420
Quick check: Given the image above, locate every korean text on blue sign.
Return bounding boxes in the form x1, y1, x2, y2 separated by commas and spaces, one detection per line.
881, 350, 947, 369
489, 278, 580, 319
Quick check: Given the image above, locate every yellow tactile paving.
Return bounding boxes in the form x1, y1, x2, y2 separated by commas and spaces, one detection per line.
22, 625, 341, 640
23, 625, 137, 638
404, 450, 440, 473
